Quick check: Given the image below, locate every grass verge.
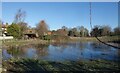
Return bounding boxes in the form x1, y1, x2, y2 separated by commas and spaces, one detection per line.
2, 58, 120, 73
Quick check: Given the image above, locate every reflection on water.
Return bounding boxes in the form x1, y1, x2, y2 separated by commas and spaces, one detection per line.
2, 42, 120, 61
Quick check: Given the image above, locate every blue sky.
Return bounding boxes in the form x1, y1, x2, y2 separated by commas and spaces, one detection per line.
2, 2, 118, 31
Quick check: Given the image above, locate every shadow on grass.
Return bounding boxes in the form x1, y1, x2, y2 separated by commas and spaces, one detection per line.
3, 59, 120, 73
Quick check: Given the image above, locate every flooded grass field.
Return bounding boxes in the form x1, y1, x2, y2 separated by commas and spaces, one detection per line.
3, 42, 120, 62
1, 1, 120, 73
2, 42, 120, 72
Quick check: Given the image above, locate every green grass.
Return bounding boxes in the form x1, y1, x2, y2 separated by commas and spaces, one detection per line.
2, 58, 120, 72
70, 35, 120, 42
2, 35, 120, 47
2, 39, 49, 47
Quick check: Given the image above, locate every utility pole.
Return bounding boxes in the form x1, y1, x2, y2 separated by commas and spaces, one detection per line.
89, 2, 92, 29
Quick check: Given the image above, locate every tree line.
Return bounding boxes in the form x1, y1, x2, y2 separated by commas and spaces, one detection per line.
0, 9, 120, 40
1, 20, 119, 39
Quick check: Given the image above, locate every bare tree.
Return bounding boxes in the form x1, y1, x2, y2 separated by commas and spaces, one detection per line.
101, 25, 111, 36
114, 27, 120, 35
18, 22, 28, 37
13, 9, 28, 39
0, 20, 2, 36
36, 20, 49, 37
14, 9, 26, 24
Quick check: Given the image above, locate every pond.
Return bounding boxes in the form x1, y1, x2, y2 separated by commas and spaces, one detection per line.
2, 42, 120, 62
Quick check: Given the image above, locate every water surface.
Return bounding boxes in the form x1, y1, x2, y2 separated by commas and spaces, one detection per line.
2, 42, 120, 62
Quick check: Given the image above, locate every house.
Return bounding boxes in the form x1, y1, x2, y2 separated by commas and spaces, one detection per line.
47, 31, 52, 35
1, 24, 8, 36
23, 29, 38, 39
0, 23, 13, 40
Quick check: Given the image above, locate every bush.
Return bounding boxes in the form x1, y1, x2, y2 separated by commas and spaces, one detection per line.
42, 35, 51, 40
51, 35, 69, 42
